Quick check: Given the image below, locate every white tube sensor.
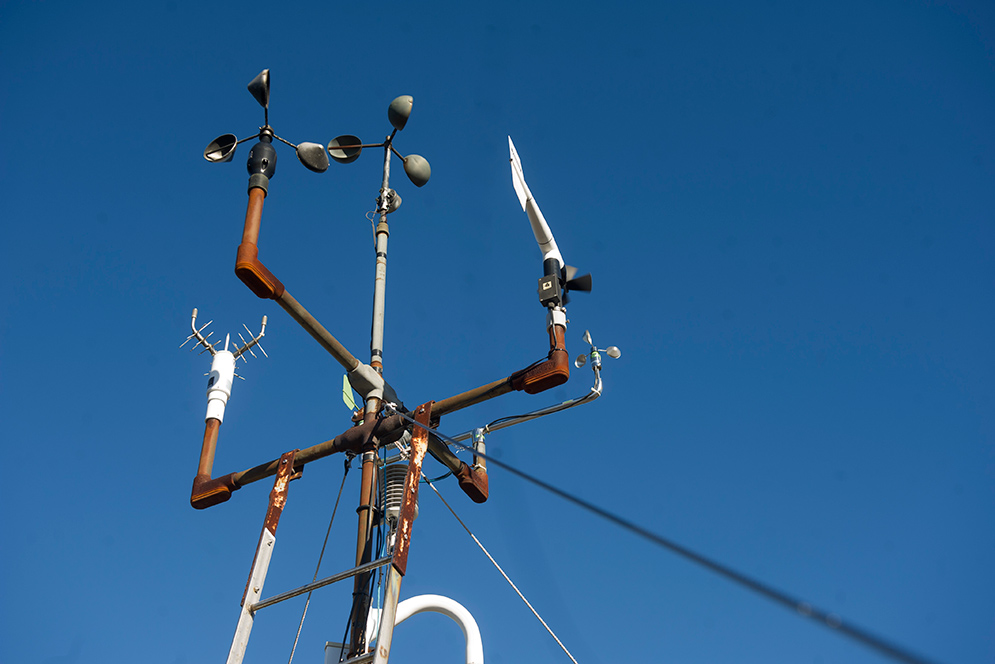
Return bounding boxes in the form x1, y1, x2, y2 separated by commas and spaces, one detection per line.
205, 350, 235, 422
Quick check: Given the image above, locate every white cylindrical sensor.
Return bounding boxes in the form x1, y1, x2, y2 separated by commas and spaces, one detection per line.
205, 350, 235, 422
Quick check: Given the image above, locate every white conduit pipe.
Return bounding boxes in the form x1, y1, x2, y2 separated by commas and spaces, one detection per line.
394, 594, 484, 664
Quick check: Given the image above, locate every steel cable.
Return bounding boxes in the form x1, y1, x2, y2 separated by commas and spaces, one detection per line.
288, 457, 351, 664
424, 476, 580, 664
384, 404, 941, 664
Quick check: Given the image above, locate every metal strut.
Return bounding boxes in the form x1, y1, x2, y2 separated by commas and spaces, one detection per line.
226, 449, 299, 664
373, 401, 434, 664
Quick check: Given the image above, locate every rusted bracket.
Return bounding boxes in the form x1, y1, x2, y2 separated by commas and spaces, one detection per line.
191, 418, 237, 509
241, 449, 300, 607
226, 449, 300, 664
392, 401, 433, 576
509, 321, 569, 394
432, 320, 570, 418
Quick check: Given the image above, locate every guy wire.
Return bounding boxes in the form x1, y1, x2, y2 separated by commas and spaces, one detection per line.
383, 404, 940, 664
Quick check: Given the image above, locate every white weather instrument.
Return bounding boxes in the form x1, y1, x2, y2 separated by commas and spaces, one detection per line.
509, 136, 592, 308
179, 308, 268, 423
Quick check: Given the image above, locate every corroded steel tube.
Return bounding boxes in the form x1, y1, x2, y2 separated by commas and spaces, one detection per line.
241, 187, 265, 246
231, 414, 405, 488
432, 377, 514, 417
197, 418, 221, 477
277, 291, 360, 372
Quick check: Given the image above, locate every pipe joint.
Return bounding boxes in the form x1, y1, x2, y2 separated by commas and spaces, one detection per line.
235, 242, 285, 300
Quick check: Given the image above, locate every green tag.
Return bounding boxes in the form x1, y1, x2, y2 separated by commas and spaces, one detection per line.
342, 374, 358, 411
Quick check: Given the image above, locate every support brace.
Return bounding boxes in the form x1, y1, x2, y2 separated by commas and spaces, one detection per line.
373, 401, 433, 664
225, 450, 299, 664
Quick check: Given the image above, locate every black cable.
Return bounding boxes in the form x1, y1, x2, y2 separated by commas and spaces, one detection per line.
386, 406, 942, 664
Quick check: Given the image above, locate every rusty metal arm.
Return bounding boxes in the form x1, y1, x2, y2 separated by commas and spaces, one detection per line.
190, 418, 238, 509
448, 360, 604, 444
190, 414, 407, 509
432, 318, 570, 418
234, 185, 361, 373
194, 187, 566, 508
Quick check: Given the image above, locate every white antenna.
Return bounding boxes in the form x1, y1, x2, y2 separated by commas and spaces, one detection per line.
180, 308, 268, 423
179, 308, 218, 355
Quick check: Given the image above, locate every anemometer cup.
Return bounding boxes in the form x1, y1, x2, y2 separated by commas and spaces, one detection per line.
204, 134, 237, 163
388, 95, 413, 131
247, 69, 270, 109
296, 142, 330, 173
328, 135, 362, 164
402, 154, 431, 187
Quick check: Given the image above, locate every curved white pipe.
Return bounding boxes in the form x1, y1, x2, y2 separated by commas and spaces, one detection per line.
394, 594, 484, 664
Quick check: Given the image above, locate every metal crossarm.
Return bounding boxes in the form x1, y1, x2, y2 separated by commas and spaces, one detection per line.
251, 556, 392, 612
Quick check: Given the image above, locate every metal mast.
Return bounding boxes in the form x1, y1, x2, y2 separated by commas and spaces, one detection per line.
189, 70, 613, 664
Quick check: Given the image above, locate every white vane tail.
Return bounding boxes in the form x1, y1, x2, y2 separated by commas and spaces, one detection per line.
508, 136, 563, 270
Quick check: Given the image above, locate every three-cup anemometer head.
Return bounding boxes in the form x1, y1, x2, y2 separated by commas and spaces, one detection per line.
203, 72, 429, 186
326, 96, 431, 187
574, 330, 621, 368
201, 69, 329, 174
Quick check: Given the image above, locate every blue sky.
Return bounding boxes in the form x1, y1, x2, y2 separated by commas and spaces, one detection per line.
2, 1, 993, 663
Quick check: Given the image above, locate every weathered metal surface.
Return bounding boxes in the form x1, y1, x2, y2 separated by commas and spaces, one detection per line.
432, 377, 513, 416
190, 472, 238, 510
349, 401, 381, 658
230, 414, 406, 488
392, 401, 433, 576
234, 187, 286, 300
197, 418, 221, 476
226, 449, 297, 664
276, 290, 360, 371
226, 527, 275, 664
262, 450, 298, 533
241, 186, 265, 246
372, 567, 403, 664
190, 418, 238, 510
242, 450, 298, 606
510, 323, 569, 394
455, 461, 489, 504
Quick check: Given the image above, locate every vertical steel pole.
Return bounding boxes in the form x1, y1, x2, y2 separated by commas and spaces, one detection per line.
370, 136, 393, 374
225, 450, 298, 664
349, 136, 395, 657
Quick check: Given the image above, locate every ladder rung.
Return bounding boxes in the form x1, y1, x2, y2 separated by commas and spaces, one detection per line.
251, 556, 392, 612
340, 653, 375, 664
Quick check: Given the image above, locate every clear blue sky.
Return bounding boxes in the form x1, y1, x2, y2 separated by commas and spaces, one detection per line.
2, 2, 992, 663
